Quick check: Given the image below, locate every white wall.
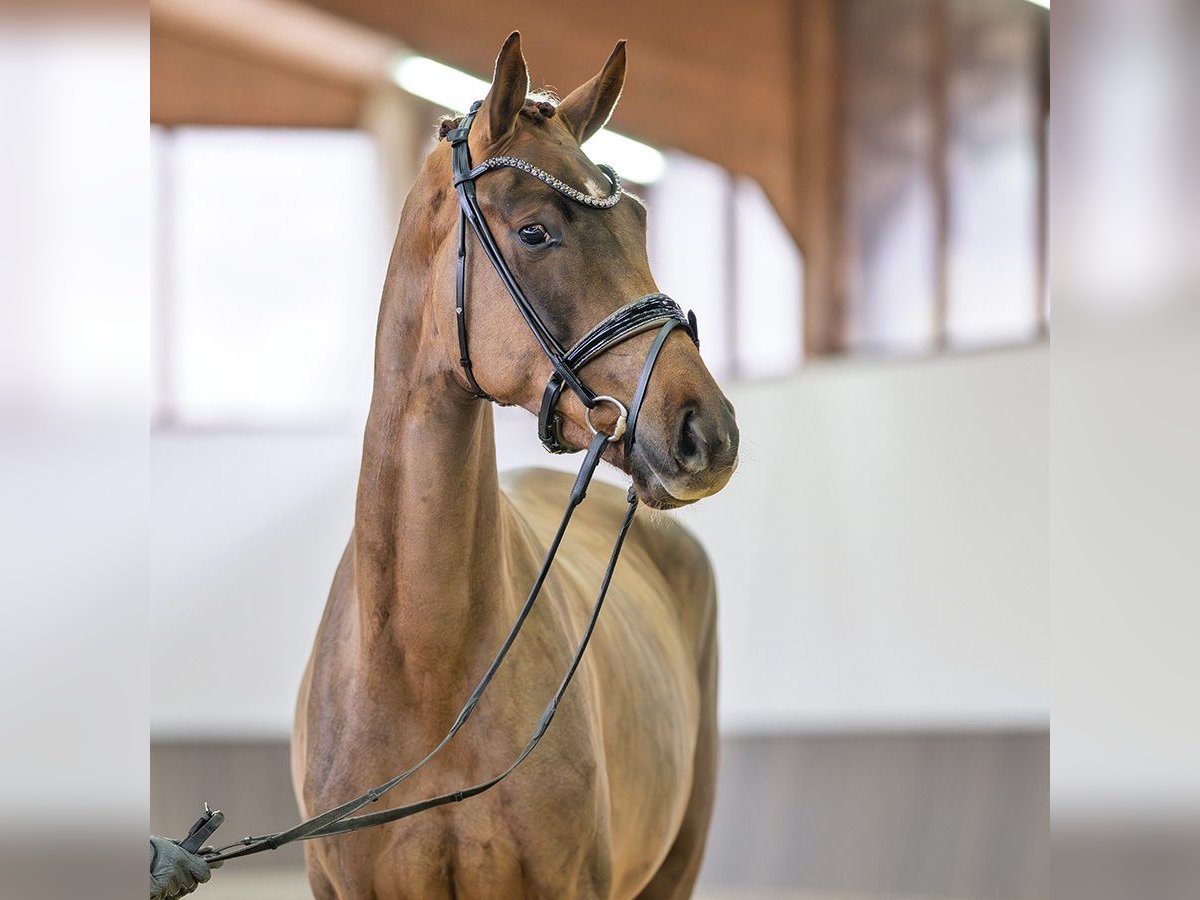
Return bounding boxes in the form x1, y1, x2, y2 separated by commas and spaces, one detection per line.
679, 345, 1048, 732
150, 346, 1048, 738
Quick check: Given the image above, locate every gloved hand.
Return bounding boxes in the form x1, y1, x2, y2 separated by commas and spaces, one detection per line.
149, 835, 220, 899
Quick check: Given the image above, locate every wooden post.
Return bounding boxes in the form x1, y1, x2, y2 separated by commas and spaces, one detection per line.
792, 0, 845, 356
359, 84, 427, 236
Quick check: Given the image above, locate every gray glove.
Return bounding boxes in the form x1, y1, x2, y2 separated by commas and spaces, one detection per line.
149, 835, 219, 899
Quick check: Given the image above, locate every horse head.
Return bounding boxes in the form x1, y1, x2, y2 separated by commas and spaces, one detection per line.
417, 32, 739, 509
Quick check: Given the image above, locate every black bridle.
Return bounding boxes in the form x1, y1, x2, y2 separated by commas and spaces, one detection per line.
449, 100, 698, 454
193, 100, 698, 864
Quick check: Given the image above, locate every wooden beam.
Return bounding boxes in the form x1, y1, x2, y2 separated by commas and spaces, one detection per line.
151, 0, 834, 354
151, 28, 362, 127
793, 0, 844, 355
151, 0, 397, 87
304, 0, 797, 225
150, 0, 403, 127
931, 0, 951, 349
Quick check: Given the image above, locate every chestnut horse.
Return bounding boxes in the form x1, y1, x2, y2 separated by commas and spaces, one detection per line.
292, 33, 739, 899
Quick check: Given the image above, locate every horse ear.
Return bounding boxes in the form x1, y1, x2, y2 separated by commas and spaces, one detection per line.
557, 40, 627, 145
480, 31, 529, 146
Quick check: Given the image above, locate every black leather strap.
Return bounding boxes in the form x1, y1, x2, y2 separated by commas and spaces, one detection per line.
626, 319, 683, 452
204, 434, 631, 863
450, 103, 492, 400
556, 294, 684, 375
459, 177, 586, 395
455, 208, 492, 400
537, 377, 572, 453
450, 103, 592, 406
198, 100, 704, 865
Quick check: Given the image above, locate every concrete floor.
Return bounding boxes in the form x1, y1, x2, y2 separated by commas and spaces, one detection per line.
200, 867, 963, 900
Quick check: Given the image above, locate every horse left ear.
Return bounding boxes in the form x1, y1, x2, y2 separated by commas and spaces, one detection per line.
557, 40, 627, 145
481, 31, 530, 146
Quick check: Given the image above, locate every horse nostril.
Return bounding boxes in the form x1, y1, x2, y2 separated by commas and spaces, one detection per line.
674, 409, 708, 474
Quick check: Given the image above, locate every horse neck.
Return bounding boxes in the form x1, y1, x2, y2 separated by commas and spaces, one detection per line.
353, 181, 509, 663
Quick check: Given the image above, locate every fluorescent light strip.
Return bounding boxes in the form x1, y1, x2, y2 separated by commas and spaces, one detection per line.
1024, 0, 1049, 8
389, 53, 667, 184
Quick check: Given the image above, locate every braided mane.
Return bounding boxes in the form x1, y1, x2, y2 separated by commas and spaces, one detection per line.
438, 93, 559, 141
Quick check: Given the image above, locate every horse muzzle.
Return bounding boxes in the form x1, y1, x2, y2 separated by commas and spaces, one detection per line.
629, 397, 739, 509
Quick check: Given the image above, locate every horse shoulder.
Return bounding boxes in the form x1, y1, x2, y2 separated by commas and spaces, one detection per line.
631, 510, 717, 657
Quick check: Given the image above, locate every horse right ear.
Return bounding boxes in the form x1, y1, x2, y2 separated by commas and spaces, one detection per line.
479, 32, 529, 146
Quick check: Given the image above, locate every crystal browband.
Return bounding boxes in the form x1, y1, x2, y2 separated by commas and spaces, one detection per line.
456, 157, 623, 209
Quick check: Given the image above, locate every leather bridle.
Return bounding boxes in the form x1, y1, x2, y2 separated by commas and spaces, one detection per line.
193, 100, 699, 864
449, 100, 698, 454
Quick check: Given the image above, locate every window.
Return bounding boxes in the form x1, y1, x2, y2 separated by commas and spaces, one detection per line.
838, 0, 1046, 354
152, 127, 385, 429
151, 127, 804, 438
648, 151, 804, 380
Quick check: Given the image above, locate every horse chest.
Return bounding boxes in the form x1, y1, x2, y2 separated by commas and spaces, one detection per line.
298, 480, 706, 899
364, 705, 689, 900
308, 612, 696, 899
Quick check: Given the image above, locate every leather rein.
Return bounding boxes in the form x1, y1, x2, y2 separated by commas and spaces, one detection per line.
195, 100, 698, 864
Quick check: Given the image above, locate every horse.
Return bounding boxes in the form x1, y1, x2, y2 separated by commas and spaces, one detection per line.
292, 32, 739, 899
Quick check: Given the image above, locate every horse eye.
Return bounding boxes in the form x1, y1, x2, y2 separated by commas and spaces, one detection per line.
518, 224, 551, 246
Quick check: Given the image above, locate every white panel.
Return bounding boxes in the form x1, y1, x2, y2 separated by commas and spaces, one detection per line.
150, 432, 361, 737
852, 177, 938, 351
944, 2, 1041, 348
151, 349, 1048, 737
733, 177, 804, 378
945, 139, 1040, 347
167, 128, 384, 428
646, 151, 732, 376
676, 346, 1049, 731
0, 22, 149, 821
0, 26, 147, 418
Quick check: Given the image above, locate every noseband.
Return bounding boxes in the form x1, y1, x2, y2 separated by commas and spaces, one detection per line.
448, 100, 699, 453
191, 101, 701, 864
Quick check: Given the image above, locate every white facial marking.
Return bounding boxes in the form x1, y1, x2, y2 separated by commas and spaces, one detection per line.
583, 177, 607, 200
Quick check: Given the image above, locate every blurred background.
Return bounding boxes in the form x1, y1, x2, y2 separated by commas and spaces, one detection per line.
145, 0, 1049, 897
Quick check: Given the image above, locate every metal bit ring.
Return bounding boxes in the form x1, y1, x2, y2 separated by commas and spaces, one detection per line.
585, 396, 628, 443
